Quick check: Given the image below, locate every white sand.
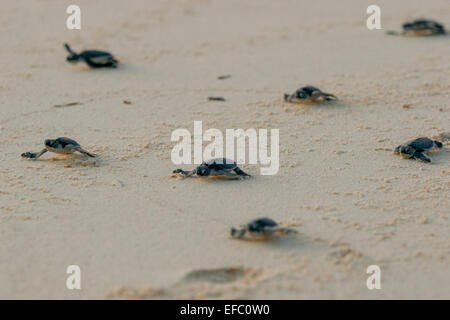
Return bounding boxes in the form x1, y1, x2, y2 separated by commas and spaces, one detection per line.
0, 0, 449, 299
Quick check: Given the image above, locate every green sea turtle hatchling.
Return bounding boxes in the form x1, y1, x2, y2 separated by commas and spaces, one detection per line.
387, 19, 446, 36
21, 137, 95, 160
230, 217, 297, 241
64, 43, 118, 68
394, 137, 443, 163
284, 86, 337, 104
173, 158, 251, 179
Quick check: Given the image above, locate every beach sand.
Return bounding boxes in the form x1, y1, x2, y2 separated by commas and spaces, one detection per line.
0, 0, 449, 299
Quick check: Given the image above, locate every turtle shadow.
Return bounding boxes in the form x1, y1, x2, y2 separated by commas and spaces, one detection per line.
227, 232, 306, 252
71, 62, 136, 73
430, 148, 450, 163
283, 100, 346, 111
256, 233, 306, 250
385, 30, 450, 40
407, 33, 450, 40
169, 174, 251, 182
22, 154, 102, 167
308, 100, 346, 110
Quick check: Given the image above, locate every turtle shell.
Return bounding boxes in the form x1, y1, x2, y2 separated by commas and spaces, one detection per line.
403, 20, 445, 33
204, 158, 237, 170
81, 50, 112, 58
45, 137, 80, 148
80, 50, 114, 64
406, 137, 434, 152
300, 86, 321, 95
247, 218, 278, 232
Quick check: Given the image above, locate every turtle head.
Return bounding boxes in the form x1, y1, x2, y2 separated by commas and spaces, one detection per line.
66, 54, 80, 63
434, 141, 443, 149
399, 145, 414, 156
402, 22, 413, 30
230, 227, 246, 239
295, 90, 307, 99
64, 43, 80, 63
44, 139, 56, 148
195, 165, 211, 176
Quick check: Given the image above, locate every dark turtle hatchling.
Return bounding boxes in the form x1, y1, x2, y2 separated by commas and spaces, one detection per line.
173, 158, 251, 179
64, 43, 118, 68
394, 137, 443, 163
21, 137, 95, 160
284, 86, 337, 104
387, 19, 446, 36
230, 217, 297, 241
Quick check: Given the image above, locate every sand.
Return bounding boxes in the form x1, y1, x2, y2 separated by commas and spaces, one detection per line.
0, 0, 449, 299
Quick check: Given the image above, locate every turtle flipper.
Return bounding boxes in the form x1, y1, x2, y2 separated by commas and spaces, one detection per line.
233, 167, 251, 178
323, 93, 338, 101
412, 151, 431, 163
230, 228, 246, 239
283, 94, 291, 102
397, 145, 415, 158
111, 58, 119, 68
210, 169, 242, 179
173, 169, 195, 177
72, 145, 95, 157
21, 149, 48, 159
310, 91, 323, 101
64, 43, 75, 54
273, 227, 298, 235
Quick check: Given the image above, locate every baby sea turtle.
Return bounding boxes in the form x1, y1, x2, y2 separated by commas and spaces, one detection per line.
394, 137, 443, 163
387, 19, 446, 36
64, 43, 118, 68
21, 137, 95, 160
284, 86, 337, 104
230, 218, 297, 241
173, 158, 251, 179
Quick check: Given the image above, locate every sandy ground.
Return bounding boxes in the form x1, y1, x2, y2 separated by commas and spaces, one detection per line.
0, 0, 449, 299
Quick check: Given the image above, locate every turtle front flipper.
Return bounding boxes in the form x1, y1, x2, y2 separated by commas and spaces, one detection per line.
397, 145, 415, 158
173, 169, 196, 177
64, 43, 80, 60
21, 149, 47, 159
233, 167, 251, 178
230, 227, 246, 239
64, 43, 76, 55
283, 94, 291, 102
412, 151, 431, 163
